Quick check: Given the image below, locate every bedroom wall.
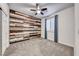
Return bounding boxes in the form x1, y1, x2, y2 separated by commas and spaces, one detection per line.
0, 9, 2, 56
57, 6, 74, 47
41, 18, 45, 38
41, 6, 74, 47
74, 3, 79, 56
0, 3, 9, 55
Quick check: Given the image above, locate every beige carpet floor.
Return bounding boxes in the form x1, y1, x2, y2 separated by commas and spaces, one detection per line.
4, 38, 74, 56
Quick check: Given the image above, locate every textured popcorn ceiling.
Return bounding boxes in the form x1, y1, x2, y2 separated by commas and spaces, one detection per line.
8, 3, 74, 18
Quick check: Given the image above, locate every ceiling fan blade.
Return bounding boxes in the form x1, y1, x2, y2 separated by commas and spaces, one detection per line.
41, 12, 44, 15
41, 8, 47, 11
35, 13, 37, 15
30, 9, 36, 11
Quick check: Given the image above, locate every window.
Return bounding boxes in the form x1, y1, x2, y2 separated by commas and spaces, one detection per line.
50, 17, 55, 33
46, 19, 51, 31
46, 17, 55, 32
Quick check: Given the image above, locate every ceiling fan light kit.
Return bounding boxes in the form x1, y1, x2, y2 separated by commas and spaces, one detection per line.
37, 10, 41, 14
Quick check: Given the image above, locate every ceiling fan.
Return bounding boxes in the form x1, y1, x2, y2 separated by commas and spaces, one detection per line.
30, 3, 47, 15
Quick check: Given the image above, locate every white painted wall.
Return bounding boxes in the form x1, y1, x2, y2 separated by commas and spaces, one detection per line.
0, 3, 9, 55
74, 4, 79, 56
41, 18, 45, 38
41, 6, 74, 47
58, 7, 74, 47
0, 4, 1, 56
